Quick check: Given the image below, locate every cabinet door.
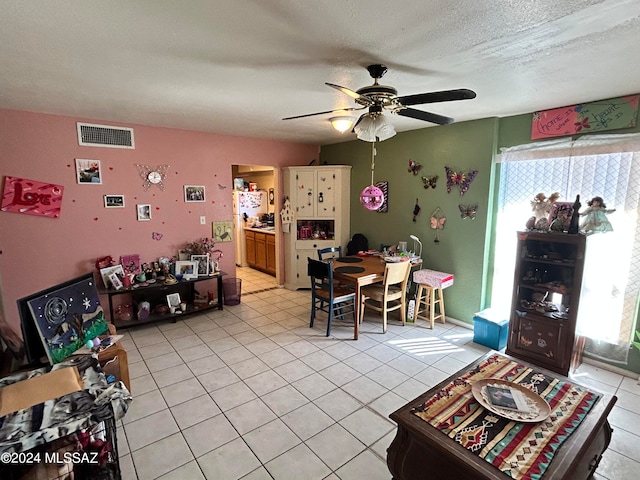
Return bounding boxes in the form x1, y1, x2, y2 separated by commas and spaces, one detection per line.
316, 170, 336, 218
295, 170, 316, 216
509, 314, 569, 372
255, 232, 267, 270
295, 249, 317, 288
246, 231, 256, 267
266, 235, 276, 275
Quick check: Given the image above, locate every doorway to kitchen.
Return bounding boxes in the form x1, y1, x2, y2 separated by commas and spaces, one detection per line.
231, 165, 280, 284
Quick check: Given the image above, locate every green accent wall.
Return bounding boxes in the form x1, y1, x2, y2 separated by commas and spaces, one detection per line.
320, 110, 640, 373
320, 118, 499, 324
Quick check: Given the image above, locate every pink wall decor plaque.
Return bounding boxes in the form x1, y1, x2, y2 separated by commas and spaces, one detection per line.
1, 176, 64, 218
531, 94, 639, 139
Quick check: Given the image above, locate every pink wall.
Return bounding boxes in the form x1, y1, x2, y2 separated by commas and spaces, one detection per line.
0, 109, 318, 341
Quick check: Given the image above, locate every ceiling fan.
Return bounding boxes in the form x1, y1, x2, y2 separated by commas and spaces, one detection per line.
283, 64, 476, 141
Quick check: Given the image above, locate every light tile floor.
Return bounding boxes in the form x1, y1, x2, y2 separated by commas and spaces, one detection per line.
116, 267, 640, 479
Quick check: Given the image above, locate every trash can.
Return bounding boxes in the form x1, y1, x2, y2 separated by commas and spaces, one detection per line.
222, 277, 242, 305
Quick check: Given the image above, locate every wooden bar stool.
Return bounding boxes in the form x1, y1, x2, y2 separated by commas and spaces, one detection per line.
413, 269, 454, 328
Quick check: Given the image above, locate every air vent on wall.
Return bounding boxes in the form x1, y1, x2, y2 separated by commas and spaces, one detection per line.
77, 122, 135, 149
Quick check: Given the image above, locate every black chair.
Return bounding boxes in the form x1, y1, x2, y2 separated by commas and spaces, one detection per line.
318, 246, 342, 260
346, 233, 368, 256
308, 257, 357, 338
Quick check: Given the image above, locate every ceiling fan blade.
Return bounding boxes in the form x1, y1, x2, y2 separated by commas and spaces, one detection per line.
282, 106, 363, 121
325, 83, 374, 105
397, 108, 454, 125
397, 89, 476, 106
350, 113, 367, 132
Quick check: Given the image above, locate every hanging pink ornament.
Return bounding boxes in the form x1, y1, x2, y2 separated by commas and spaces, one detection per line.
360, 185, 385, 211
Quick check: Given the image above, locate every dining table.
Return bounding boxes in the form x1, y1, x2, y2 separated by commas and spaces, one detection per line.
331, 255, 386, 340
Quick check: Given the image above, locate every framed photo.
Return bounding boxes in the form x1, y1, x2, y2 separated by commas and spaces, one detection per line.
549, 202, 574, 232
99, 264, 125, 289
75, 158, 102, 184
104, 194, 125, 208
108, 272, 123, 290
184, 185, 206, 202
212, 221, 234, 242
166, 293, 181, 308
191, 254, 210, 276
175, 260, 198, 280
137, 204, 151, 221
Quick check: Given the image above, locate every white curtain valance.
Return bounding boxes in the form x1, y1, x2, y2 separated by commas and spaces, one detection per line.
499, 133, 640, 162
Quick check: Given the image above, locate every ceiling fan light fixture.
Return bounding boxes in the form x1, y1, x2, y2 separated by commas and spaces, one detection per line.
375, 114, 397, 141
354, 113, 396, 142
329, 116, 355, 133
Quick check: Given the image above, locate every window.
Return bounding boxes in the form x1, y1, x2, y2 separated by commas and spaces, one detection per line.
492, 134, 640, 364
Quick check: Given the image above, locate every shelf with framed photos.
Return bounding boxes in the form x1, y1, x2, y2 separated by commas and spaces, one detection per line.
97, 273, 226, 329
506, 231, 586, 377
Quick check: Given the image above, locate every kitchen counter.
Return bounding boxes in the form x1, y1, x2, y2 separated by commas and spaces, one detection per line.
244, 226, 275, 234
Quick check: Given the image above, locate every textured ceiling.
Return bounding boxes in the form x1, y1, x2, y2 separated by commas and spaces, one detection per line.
1, 0, 639, 145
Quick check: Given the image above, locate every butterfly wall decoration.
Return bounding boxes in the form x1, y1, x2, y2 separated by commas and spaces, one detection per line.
421, 175, 438, 189
430, 207, 446, 242
152, 231, 163, 240
430, 216, 446, 230
445, 166, 478, 196
408, 160, 422, 176
458, 204, 478, 220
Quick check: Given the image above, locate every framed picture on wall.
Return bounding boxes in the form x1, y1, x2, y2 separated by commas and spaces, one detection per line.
137, 204, 151, 221
75, 159, 102, 184
184, 185, 205, 202
104, 195, 125, 208
212, 221, 234, 242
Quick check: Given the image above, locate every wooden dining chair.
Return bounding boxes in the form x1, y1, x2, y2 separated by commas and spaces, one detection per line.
308, 257, 357, 338
318, 246, 342, 260
360, 260, 411, 333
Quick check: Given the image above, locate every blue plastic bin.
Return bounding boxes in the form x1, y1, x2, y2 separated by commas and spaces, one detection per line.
473, 308, 509, 350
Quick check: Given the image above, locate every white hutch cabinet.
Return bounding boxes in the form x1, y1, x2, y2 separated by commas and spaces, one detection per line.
283, 165, 351, 290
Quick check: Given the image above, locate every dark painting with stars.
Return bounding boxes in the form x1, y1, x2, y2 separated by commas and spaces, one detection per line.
27, 274, 108, 364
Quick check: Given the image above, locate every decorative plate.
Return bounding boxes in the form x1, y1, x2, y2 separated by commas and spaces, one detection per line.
472, 379, 551, 423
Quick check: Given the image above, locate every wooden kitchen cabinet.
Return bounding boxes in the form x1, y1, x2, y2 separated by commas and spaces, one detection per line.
255, 232, 267, 270
245, 230, 256, 266
506, 231, 586, 376
266, 234, 276, 275
245, 228, 276, 276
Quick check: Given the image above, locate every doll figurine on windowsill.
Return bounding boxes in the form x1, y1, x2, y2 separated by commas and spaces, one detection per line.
579, 196, 615, 234
526, 192, 560, 230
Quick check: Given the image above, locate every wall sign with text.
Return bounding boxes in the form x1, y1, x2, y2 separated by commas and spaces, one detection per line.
1, 176, 64, 218
531, 94, 639, 140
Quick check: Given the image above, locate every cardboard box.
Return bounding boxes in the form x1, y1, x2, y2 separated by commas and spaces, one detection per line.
0, 366, 82, 417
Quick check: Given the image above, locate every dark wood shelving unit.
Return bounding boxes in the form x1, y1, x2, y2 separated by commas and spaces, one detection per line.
98, 273, 225, 329
506, 231, 586, 376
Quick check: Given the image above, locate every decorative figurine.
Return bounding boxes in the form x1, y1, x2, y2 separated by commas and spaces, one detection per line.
568, 194, 581, 234
580, 196, 615, 234
527, 192, 560, 230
